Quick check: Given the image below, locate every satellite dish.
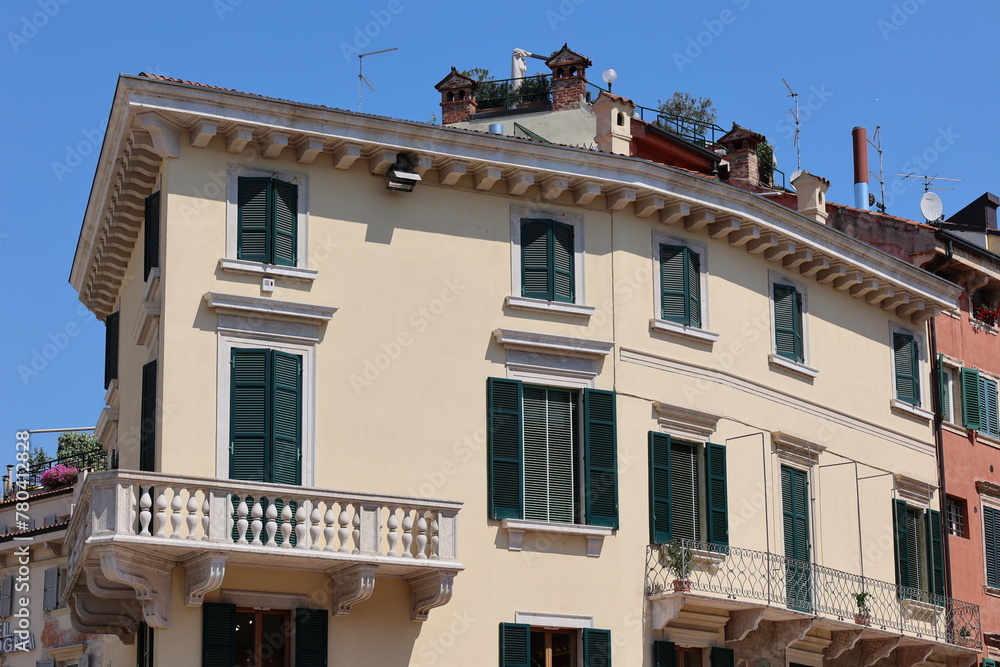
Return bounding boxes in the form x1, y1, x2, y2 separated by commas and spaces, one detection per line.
788, 169, 804, 192
920, 192, 943, 222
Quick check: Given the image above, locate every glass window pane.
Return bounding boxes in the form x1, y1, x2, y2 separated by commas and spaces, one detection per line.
235, 610, 257, 667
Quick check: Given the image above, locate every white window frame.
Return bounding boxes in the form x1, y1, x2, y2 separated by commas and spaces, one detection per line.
222, 164, 315, 281
650, 231, 718, 345
888, 323, 933, 421
767, 271, 817, 379
507, 204, 593, 318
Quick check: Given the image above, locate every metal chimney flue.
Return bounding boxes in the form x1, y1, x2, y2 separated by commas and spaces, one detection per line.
852, 127, 869, 210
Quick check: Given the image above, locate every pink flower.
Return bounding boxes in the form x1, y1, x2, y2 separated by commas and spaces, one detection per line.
39, 464, 79, 488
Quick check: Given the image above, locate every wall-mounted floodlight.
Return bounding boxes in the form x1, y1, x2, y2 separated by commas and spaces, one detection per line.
385, 155, 421, 192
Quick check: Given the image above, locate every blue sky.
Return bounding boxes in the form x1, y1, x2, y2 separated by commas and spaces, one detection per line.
1, 0, 997, 456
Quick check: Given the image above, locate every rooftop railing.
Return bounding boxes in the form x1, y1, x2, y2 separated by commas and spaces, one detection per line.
474, 74, 552, 111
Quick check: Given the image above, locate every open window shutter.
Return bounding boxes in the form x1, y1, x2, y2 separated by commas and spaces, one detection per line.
202, 602, 236, 667
499, 623, 530, 667
42, 567, 58, 610
104, 311, 119, 390
985, 506, 1000, 588
144, 191, 160, 280
231, 349, 268, 482
552, 220, 575, 303
237, 177, 270, 263
140, 360, 157, 472
773, 284, 802, 362
893, 498, 910, 589
893, 333, 920, 405
653, 641, 676, 667
0, 575, 12, 617
648, 432, 672, 544
488, 379, 523, 520
961, 367, 982, 430
137, 621, 154, 667
660, 245, 690, 325
295, 608, 328, 667
583, 628, 612, 667
926, 509, 944, 596
272, 178, 297, 267
710, 647, 735, 667
705, 443, 729, 547
686, 249, 701, 328
983, 378, 1000, 438
936, 355, 950, 420
270, 351, 302, 485
521, 220, 552, 300
584, 389, 618, 528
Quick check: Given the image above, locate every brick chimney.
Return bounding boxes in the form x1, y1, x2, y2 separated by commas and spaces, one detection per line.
435, 67, 478, 125
719, 123, 766, 187
545, 44, 592, 112
592, 92, 634, 156
792, 170, 830, 224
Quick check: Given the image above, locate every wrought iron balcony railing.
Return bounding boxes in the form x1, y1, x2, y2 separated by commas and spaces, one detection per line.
647, 539, 981, 650
474, 75, 552, 111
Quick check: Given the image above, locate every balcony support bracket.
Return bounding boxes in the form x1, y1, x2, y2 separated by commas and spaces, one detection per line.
69, 580, 139, 644
893, 645, 933, 667
824, 629, 863, 660
775, 619, 815, 648
862, 637, 900, 667
948, 654, 979, 667
408, 570, 456, 622
330, 563, 378, 618
98, 548, 174, 629
725, 608, 765, 642
650, 595, 685, 630
183, 552, 228, 607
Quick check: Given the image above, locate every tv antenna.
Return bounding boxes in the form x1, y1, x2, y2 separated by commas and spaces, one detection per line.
868, 126, 886, 213
358, 47, 398, 113
782, 78, 801, 171
894, 173, 963, 193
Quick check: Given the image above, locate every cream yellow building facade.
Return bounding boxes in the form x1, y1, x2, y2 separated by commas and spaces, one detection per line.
53, 66, 980, 667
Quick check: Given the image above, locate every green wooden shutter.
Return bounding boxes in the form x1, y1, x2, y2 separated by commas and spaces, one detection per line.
140, 360, 157, 472
583, 628, 611, 667
670, 442, 698, 542
653, 641, 676, 667
137, 621, 154, 667
893, 333, 920, 405
0, 575, 11, 617
499, 623, 531, 667
782, 466, 811, 609
962, 367, 982, 430
144, 191, 160, 281
202, 602, 236, 667
35, 661, 54, 667
773, 284, 803, 362
488, 379, 523, 520
985, 506, 1000, 588
104, 311, 119, 390
710, 647, 735, 667
982, 377, 1000, 438
660, 245, 690, 325
926, 509, 944, 596
237, 177, 270, 263
521, 220, 552, 300
552, 220, 575, 303
936, 355, 950, 421
893, 498, 911, 589
294, 608, 328, 667
687, 249, 701, 328
271, 351, 302, 485
648, 432, 673, 544
42, 567, 59, 610
705, 443, 728, 547
231, 349, 268, 482
585, 389, 618, 528
272, 178, 297, 267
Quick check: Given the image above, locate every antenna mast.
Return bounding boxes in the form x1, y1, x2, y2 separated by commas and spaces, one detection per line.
782, 78, 801, 171
894, 173, 964, 193
868, 126, 886, 213
358, 47, 398, 112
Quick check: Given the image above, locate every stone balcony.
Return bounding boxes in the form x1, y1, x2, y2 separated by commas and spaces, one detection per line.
647, 540, 980, 667
63, 470, 463, 640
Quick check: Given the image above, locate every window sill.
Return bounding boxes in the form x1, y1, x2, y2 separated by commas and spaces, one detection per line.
505, 296, 595, 319
218, 258, 317, 283
649, 319, 719, 345
890, 399, 934, 422
768, 354, 818, 380
971, 319, 999, 335
985, 586, 1000, 599
501, 518, 612, 557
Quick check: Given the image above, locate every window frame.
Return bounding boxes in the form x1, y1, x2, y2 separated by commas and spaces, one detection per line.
982, 498, 1000, 590
508, 205, 589, 317
768, 272, 815, 378
946, 495, 967, 538
888, 324, 931, 419
980, 375, 1000, 440
650, 232, 716, 344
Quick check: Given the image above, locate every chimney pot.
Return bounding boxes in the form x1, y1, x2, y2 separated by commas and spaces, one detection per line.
792, 170, 831, 224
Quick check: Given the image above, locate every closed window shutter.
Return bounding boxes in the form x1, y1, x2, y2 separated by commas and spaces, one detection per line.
294, 608, 328, 667
144, 191, 160, 280
271, 351, 302, 485
660, 245, 691, 325
782, 466, 810, 609
961, 367, 982, 430
202, 602, 236, 667
272, 179, 297, 267
670, 442, 699, 542
35, 661, 54, 667
0, 575, 12, 617
42, 567, 59, 610
552, 221, 575, 302
583, 628, 612, 667
137, 620, 154, 667
231, 349, 268, 482
524, 387, 576, 523
521, 220, 552, 300
648, 432, 673, 544
936, 355, 950, 420
499, 623, 531, 667
104, 311, 119, 390
982, 377, 999, 438
584, 389, 618, 528
773, 284, 803, 362
140, 360, 157, 472
237, 177, 270, 263
893, 333, 920, 405
710, 647, 735, 667
893, 499, 911, 590
985, 506, 1000, 588
926, 509, 944, 596
488, 379, 523, 520
705, 443, 728, 547
653, 641, 676, 667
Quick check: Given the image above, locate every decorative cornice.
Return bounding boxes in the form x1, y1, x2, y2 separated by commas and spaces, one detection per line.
204, 292, 337, 325
894, 474, 935, 505
493, 328, 614, 360
653, 402, 722, 443
771, 431, 826, 469
977, 480, 1000, 498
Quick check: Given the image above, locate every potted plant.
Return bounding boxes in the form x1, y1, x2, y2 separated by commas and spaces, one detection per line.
659, 541, 692, 592
956, 625, 974, 647
973, 302, 999, 327
39, 464, 79, 490
853, 591, 872, 625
